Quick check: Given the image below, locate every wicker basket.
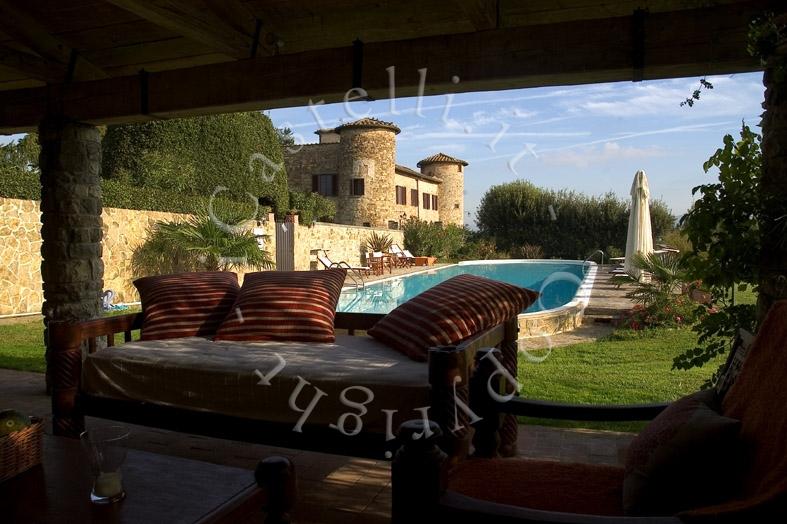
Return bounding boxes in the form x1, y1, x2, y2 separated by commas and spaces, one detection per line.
0, 417, 43, 483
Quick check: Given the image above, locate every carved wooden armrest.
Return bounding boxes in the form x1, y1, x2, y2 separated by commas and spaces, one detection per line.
439, 491, 683, 524
499, 398, 669, 421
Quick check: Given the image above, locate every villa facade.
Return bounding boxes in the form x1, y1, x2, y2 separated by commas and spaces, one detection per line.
283, 118, 467, 228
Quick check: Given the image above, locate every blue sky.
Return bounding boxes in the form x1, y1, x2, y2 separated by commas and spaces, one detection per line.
1, 73, 764, 227
267, 72, 765, 226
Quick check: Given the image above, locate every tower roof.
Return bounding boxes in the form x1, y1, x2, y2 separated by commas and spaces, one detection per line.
417, 152, 469, 167
334, 117, 401, 134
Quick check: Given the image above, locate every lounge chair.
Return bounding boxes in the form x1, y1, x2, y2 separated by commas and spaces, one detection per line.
390, 244, 415, 267
316, 251, 371, 277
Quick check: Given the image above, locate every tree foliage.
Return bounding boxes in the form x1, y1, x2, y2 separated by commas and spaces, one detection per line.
102, 112, 289, 215
675, 124, 761, 377
475, 180, 675, 259
681, 124, 761, 290
402, 218, 468, 261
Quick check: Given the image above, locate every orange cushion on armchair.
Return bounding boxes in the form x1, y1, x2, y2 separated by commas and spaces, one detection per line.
448, 458, 625, 516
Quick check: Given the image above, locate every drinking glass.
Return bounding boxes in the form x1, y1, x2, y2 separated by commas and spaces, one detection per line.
80, 425, 130, 504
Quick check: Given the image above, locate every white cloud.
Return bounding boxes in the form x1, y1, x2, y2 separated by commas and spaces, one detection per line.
542, 142, 663, 168
562, 76, 764, 119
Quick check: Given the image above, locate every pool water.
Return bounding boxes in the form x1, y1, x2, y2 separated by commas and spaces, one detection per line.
337, 260, 587, 315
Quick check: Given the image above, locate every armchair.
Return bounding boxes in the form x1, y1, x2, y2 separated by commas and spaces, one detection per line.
391, 300, 787, 523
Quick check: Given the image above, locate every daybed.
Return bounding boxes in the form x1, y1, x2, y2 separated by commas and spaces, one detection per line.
47, 311, 520, 459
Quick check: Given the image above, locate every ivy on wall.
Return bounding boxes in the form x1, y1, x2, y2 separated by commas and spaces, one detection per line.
0, 112, 287, 219
102, 112, 289, 214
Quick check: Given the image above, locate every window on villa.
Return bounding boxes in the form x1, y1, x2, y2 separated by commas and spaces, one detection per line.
458, 165, 462, 172
411, 189, 418, 207
351, 178, 364, 196
423, 193, 430, 210
395, 186, 407, 205
454, 203, 460, 209
312, 174, 337, 196
432, 195, 438, 209
388, 220, 399, 230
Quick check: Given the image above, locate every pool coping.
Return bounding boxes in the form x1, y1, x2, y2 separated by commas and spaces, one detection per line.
340, 259, 598, 339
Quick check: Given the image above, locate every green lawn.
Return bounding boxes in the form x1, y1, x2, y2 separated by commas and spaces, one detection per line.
0, 309, 140, 373
0, 320, 48, 372
519, 327, 720, 431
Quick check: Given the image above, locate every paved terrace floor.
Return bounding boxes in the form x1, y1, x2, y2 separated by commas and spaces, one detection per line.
2, 265, 637, 523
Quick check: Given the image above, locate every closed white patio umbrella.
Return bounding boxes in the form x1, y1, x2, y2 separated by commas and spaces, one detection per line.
624, 170, 654, 280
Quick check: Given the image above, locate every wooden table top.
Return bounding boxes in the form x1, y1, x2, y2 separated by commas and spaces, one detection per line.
1, 434, 263, 524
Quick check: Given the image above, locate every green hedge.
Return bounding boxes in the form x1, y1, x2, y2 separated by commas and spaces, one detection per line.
0, 169, 260, 218
476, 180, 676, 259
102, 112, 289, 215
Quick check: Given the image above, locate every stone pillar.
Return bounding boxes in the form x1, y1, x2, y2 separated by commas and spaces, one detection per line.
758, 21, 787, 324
39, 119, 103, 390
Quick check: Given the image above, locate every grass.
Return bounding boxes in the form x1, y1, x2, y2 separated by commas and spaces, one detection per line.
518, 327, 721, 432
0, 320, 48, 373
0, 308, 140, 373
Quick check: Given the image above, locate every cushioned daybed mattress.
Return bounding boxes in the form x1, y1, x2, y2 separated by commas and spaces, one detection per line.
82, 335, 429, 434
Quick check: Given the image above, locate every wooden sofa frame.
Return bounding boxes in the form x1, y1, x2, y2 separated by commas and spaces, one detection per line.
391, 356, 674, 523
47, 311, 520, 459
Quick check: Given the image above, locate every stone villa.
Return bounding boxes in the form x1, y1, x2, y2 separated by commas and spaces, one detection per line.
283, 117, 467, 228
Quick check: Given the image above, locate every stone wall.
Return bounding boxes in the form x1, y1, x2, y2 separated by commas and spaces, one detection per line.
293, 220, 404, 271
421, 163, 465, 226
336, 128, 398, 227
393, 173, 440, 224
2, 197, 188, 316
283, 142, 340, 196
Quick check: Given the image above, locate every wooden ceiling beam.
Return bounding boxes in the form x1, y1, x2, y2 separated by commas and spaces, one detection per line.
0, 0, 107, 81
0, 2, 765, 133
0, 45, 66, 83
454, 0, 499, 31
106, 0, 260, 59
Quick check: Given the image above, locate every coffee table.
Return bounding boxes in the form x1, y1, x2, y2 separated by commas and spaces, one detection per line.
1, 434, 266, 523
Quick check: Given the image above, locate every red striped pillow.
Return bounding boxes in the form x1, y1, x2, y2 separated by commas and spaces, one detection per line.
214, 269, 346, 343
368, 274, 538, 361
134, 272, 240, 340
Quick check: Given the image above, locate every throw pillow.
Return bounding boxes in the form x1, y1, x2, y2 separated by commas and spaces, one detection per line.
214, 268, 346, 343
367, 274, 538, 361
715, 329, 755, 399
623, 389, 741, 516
134, 271, 240, 340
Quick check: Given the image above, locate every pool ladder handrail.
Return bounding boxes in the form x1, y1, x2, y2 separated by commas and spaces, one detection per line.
582, 250, 605, 274
329, 261, 365, 290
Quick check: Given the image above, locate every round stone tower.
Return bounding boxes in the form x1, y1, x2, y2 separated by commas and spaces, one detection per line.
335, 118, 400, 227
417, 153, 468, 226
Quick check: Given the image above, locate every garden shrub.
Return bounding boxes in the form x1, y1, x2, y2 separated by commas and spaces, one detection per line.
288, 190, 336, 224
402, 218, 467, 260
476, 180, 675, 259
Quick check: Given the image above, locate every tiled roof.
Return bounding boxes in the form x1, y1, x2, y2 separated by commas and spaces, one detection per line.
395, 164, 442, 183
334, 117, 401, 134
417, 152, 469, 167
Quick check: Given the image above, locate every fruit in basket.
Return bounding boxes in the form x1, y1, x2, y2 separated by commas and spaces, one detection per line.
0, 409, 31, 436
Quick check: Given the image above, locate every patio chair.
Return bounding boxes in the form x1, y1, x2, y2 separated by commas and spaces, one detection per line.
316, 251, 371, 277
368, 251, 389, 275
390, 244, 415, 267
392, 300, 787, 523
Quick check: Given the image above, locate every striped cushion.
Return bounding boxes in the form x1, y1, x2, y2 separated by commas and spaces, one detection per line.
368, 274, 538, 361
134, 272, 240, 340
214, 269, 346, 343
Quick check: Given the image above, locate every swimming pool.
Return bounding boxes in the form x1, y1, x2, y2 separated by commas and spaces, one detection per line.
337, 259, 594, 316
